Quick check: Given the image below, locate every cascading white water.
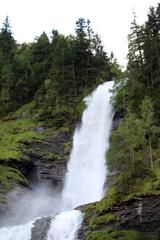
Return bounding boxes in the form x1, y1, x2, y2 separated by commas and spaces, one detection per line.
47, 210, 83, 240
61, 81, 114, 210
47, 81, 114, 240
0, 81, 113, 240
0, 221, 33, 240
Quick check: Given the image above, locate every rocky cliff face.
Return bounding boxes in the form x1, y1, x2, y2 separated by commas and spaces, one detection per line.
78, 195, 160, 239
27, 130, 71, 189
77, 114, 160, 240
1, 114, 160, 240
0, 128, 72, 225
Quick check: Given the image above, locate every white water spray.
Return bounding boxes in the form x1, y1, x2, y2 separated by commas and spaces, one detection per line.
62, 81, 114, 209
0, 221, 33, 240
47, 81, 114, 240
47, 210, 83, 240
0, 81, 114, 240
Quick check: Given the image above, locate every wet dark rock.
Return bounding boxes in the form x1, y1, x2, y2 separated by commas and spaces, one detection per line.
27, 131, 71, 189
78, 224, 88, 240
78, 195, 160, 239
31, 216, 52, 240
3, 157, 35, 178
0, 186, 8, 216
0, 129, 72, 218
113, 195, 160, 236
112, 112, 124, 131
0, 202, 7, 215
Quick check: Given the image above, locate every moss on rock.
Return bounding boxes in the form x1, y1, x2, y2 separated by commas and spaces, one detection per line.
86, 230, 152, 240
0, 117, 45, 161
0, 166, 28, 189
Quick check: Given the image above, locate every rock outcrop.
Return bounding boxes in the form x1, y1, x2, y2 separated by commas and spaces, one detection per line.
26, 130, 71, 189
0, 128, 72, 223
31, 217, 52, 240
78, 195, 160, 239
112, 112, 124, 131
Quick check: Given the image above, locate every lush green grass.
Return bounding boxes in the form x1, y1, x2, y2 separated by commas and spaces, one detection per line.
44, 126, 70, 136
0, 166, 28, 189
0, 102, 73, 194
86, 230, 152, 240
0, 103, 47, 193
13, 101, 35, 116
84, 187, 121, 223
86, 231, 113, 240
0, 117, 44, 161
89, 213, 118, 228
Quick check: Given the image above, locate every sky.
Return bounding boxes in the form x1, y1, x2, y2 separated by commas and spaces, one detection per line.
0, 0, 159, 66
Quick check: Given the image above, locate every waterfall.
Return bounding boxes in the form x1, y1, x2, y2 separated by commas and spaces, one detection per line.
0, 221, 33, 240
47, 81, 114, 239
47, 210, 83, 240
0, 81, 113, 240
62, 81, 114, 209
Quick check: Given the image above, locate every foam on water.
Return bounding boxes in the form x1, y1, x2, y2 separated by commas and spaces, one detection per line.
0, 221, 33, 240
47, 210, 83, 240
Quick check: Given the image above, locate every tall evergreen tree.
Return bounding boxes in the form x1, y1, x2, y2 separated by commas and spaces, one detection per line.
0, 16, 17, 115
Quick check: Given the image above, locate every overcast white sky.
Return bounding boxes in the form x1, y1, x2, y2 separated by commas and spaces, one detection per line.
0, 0, 159, 66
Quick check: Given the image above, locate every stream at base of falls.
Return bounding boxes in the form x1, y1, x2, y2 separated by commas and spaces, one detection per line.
0, 81, 114, 240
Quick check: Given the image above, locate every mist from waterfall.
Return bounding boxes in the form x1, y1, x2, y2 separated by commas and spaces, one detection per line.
47, 81, 114, 239
0, 81, 114, 240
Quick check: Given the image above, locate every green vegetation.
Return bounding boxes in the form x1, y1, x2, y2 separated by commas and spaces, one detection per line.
0, 112, 46, 191
84, 4, 160, 238
0, 166, 27, 189
0, 117, 44, 161
86, 230, 152, 240
0, 17, 116, 125
44, 152, 63, 161
89, 213, 118, 228
63, 141, 72, 155
0, 3, 159, 239
0, 17, 121, 196
107, 3, 160, 202
84, 188, 121, 226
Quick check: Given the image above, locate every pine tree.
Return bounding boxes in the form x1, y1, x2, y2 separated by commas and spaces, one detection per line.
0, 16, 17, 115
